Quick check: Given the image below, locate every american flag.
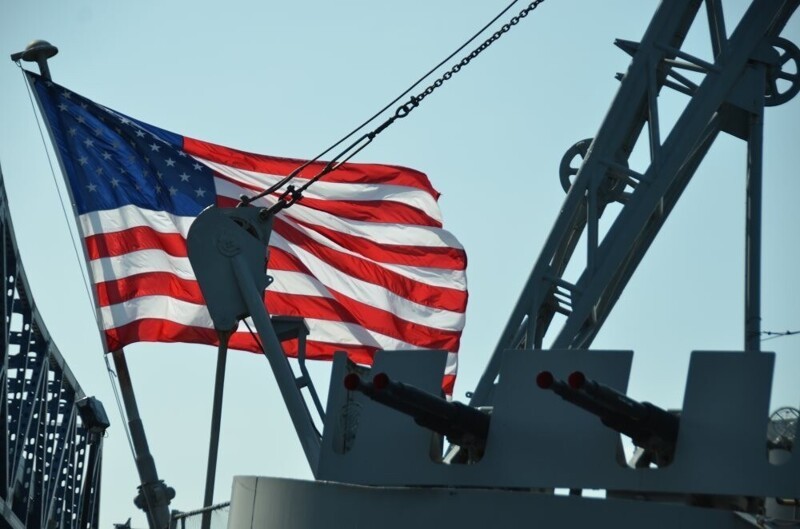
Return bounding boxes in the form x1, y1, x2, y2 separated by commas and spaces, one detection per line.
29, 72, 466, 393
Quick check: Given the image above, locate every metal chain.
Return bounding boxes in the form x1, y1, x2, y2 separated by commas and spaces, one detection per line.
254, 0, 546, 216
395, 0, 546, 119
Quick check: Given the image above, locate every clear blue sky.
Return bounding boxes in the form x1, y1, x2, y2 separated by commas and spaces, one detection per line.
1, 1, 798, 527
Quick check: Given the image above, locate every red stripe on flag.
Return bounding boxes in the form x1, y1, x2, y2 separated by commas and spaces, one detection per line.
288, 217, 466, 269
272, 219, 467, 312
105, 320, 455, 394
442, 374, 455, 395
200, 193, 467, 270
97, 274, 461, 351
293, 196, 442, 228
273, 338, 454, 394
95, 273, 204, 307
85, 227, 188, 259
214, 186, 441, 228
266, 291, 462, 352
277, 337, 376, 365
104, 319, 256, 353
185, 137, 439, 196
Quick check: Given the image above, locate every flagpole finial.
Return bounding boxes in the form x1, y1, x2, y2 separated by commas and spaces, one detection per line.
10, 40, 58, 81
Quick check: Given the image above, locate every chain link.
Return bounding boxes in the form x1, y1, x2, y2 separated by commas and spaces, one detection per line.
252, 0, 546, 213
395, 0, 545, 119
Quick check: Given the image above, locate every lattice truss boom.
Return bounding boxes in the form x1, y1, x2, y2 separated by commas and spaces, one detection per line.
0, 168, 104, 529
472, 0, 800, 405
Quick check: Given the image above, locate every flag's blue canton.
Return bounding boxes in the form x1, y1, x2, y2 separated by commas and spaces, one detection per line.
30, 73, 215, 217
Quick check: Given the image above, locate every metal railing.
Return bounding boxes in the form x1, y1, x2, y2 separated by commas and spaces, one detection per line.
170, 502, 231, 529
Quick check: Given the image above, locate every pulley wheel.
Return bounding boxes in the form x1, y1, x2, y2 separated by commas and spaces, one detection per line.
765, 37, 800, 107
559, 138, 592, 193
559, 138, 629, 203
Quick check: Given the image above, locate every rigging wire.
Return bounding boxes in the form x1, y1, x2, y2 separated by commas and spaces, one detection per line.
18, 65, 98, 319
18, 64, 141, 467
104, 355, 138, 460
314, 0, 524, 161
240, 0, 546, 210
760, 329, 800, 342
239, 0, 523, 205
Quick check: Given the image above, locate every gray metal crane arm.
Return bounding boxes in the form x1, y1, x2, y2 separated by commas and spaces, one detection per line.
471, 0, 799, 407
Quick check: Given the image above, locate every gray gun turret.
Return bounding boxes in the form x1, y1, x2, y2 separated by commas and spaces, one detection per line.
344, 373, 490, 453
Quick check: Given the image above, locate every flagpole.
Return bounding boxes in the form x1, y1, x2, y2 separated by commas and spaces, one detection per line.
13, 44, 177, 529
112, 349, 176, 529
201, 331, 231, 529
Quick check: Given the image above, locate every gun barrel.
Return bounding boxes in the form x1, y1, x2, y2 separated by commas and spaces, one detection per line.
535, 370, 608, 417
567, 371, 649, 421
537, 370, 679, 465
343, 373, 490, 449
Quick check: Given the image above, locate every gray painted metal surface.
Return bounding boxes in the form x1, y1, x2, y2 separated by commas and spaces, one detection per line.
213, 0, 800, 526
186, 206, 322, 473
0, 166, 104, 529
315, 349, 798, 498
227, 476, 758, 529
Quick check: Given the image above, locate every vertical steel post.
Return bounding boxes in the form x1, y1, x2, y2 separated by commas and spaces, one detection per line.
78, 439, 102, 529
745, 110, 763, 352
201, 333, 230, 529
587, 187, 598, 275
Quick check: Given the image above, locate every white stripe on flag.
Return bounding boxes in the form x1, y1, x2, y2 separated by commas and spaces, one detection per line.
89, 249, 196, 283
213, 177, 461, 248
278, 216, 467, 289
99, 295, 211, 330
199, 157, 443, 221
79, 205, 195, 238
270, 233, 466, 330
